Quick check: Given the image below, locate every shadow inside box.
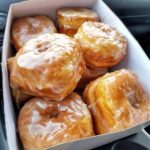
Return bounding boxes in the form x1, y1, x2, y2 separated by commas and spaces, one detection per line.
143, 126, 150, 138
145, 126, 150, 134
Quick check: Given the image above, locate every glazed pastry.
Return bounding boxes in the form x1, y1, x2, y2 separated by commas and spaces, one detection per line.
11, 15, 57, 50
11, 87, 31, 107
83, 69, 150, 134
77, 66, 107, 89
10, 33, 85, 101
57, 8, 99, 36
8, 57, 31, 106
18, 92, 94, 150
75, 22, 127, 68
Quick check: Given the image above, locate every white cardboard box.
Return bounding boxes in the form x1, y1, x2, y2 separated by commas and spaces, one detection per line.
2, 0, 150, 150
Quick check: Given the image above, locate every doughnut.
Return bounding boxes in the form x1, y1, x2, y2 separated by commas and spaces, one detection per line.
10, 33, 85, 101
11, 15, 57, 50
8, 57, 31, 106
57, 8, 99, 36
77, 66, 108, 89
18, 92, 94, 150
75, 22, 127, 68
83, 69, 150, 134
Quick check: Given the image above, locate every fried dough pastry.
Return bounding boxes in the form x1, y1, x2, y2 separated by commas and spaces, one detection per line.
11, 15, 57, 50
8, 57, 31, 106
75, 22, 127, 68
10, 33, 85, 101
83, 69, 150, 134
18, 92, 94, 150
77, 66, 108, 89
57, 8, 99, 36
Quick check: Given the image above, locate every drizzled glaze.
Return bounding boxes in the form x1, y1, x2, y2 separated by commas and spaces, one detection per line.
8, 57, 31, 106
11, 15, 57, 50
75, 21, 127, 68
83, 69, 150, 134
57, 8, 99, 36
10, 33, 85, 100
57, 8, 99, 19
18, 92, 94, 150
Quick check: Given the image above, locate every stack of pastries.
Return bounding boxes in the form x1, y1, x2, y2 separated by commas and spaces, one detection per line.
7, 7, 150, 150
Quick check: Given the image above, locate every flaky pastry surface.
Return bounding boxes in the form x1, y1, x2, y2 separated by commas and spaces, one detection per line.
12, 15, 57, 50
57, 8, 99, 36
18, 92, 94, 150
84, 69, 150, 134
10, 33, 85, 101
75, 22, 127, 68
8, 57, 31, 106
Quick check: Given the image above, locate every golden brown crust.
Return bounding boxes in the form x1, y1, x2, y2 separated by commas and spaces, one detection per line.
18, 92, 94, 150
8, 57, 31, 106
11, 15, 57, 50
10, 33, 85, 101
77, 66, 108, 89
75, 22, 127, 68
57, 8, 99, 36
11, 87, 32, 107
83, 69, 150, 134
